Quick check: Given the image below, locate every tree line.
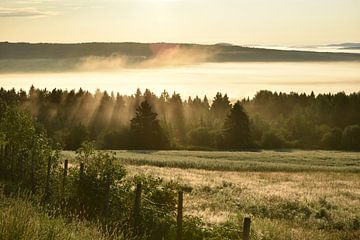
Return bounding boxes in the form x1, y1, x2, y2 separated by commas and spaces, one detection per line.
0, 86, 359, 150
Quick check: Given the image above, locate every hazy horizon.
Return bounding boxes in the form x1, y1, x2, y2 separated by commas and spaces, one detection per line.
2, 62, 360, 100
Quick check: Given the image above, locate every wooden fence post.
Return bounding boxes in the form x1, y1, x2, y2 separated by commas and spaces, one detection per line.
18, 151, 24, 181
31, 150, 36, 194
79, 162, 84, 184
176, 190, 183, 240
133, 183, 142, 231
104, 172, 111, 218
5, 144, 10, 179
62, 159, 68, 199
243, 217, 251, 240
44, 156, 52, 201
78, 162, 85, 211
10, 145, 14, 181
0, 145, 3, 174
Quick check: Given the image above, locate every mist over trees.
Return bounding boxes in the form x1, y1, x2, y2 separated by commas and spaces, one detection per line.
0, 86, 360, 150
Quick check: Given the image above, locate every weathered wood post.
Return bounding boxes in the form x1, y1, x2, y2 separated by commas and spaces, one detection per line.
176, 190, 184, 240
18, 151, 24, 181
133, 183, 142, 231
31, 150, 36, 194
45, 156, 52, 201
62, 159, 68, 199
243, 217, 251, 240
104, 172, 111, 218
79, 162, 84, 183
5, 144, 10, 179
78, 162, 85, 212
10, 145, 14, 181
0, 145, 3, 175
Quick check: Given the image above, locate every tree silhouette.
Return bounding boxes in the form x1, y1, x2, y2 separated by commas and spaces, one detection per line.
130, 101, 169, 149
65, 124, 89, 150
222, 101, 251, 148
210, 92, 231, 127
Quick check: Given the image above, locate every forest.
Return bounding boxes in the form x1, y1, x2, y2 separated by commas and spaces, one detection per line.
0, 86, 359, 151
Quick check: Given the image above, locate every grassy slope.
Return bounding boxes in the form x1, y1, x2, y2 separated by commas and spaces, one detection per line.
0, 185, 123, 240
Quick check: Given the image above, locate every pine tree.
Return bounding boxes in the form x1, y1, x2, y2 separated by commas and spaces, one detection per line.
130, 101, 169, 149
222, 101, 251, 148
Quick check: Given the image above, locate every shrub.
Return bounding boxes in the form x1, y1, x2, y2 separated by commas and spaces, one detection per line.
321, 128, 342, 149
342, 125, 360, 150
261, 131, 287, 149
187, 127, 214, 147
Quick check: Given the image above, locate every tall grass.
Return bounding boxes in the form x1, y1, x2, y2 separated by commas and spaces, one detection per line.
126, 164, 360, 240
0, 186, 124, 240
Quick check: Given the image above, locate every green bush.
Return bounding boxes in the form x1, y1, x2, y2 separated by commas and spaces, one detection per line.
187, 127, 214, 147
342, 125, 360, 150
321, 128, 342, 149
261, 131, 287, 149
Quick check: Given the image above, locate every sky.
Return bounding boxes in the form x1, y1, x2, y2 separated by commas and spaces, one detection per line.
0, 0, 359, 46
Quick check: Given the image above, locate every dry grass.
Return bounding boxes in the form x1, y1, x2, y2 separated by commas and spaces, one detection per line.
62, 149, 360, 239
0, 189, 125, 240
126, 165, 360, 239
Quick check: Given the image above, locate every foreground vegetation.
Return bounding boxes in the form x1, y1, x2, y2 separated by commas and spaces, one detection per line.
61, 149, 360, 239
125, 164, 360, 240
0, 187, 120, 240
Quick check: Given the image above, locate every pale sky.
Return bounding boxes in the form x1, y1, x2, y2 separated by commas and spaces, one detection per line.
0, 0, 359, 46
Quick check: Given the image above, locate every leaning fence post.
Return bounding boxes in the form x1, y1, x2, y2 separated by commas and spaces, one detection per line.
133, 183, 142, 231
62, 159, 68, 199
243, 217, 251, 240
177, 190, 183, 240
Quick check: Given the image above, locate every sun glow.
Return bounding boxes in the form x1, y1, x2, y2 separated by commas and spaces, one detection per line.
0, 0, 359, 45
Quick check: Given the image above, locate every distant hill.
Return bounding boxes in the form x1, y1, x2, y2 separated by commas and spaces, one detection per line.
0, 42, 360, 72
327, 43, 360, 49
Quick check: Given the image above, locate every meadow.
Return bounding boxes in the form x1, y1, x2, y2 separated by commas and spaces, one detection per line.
61, 150, 360, 239
0, 187, 125, 240
110, 150, 360, 173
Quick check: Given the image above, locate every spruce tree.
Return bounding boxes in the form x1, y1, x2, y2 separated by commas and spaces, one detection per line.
130, 100, 169, 149
222, 101, 251, 148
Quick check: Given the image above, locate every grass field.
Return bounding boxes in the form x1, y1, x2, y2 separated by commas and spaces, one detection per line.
64, 149, 360, 172
62, 150, 360, 239
0, 185, 124, 240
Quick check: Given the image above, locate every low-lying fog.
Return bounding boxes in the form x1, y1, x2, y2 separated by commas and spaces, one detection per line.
1, 62, 360, 99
